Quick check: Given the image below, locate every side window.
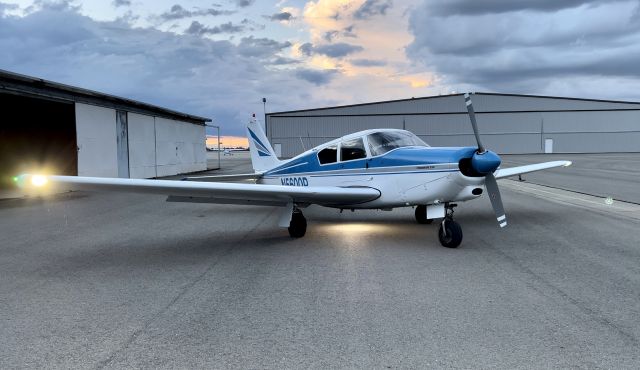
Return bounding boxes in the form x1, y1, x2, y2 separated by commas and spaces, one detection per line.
318, 145, 338, 164
340, 138, 367, 161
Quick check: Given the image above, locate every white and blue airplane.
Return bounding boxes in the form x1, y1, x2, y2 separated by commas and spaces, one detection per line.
19, 93, 571, 248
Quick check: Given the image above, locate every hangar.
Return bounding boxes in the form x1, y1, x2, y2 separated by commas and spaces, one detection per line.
265, 93, 640, 158
0, 70, 208, 189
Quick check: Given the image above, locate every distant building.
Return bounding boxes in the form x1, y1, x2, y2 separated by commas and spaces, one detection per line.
0, 69, 209, 188
265, 93, 640, 158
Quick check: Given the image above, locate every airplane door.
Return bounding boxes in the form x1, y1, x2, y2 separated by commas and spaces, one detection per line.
116, 111, 130, 178
337, 138, 370, 186
544, 138, 553, 154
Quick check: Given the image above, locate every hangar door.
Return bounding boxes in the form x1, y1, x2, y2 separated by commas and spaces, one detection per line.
75, 103, 119, 177
0, 93, 77, 189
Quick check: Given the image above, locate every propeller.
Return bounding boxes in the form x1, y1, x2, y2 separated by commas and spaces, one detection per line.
463, 92, 507, 228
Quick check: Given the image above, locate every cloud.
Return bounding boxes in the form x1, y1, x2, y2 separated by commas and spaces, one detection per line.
237, 36, 292, 57
0, 5, 339, 136
323, 24, 356, 42
234, 0, 255, 8
424, 0, 628, 16
269, 56, 301, 65
350, 58, 386, 67
295, 68, 337, 85
185, 20, 245, 35
0, 2, 18, 15
25, 0, 80, 13
268, 11, 293, 21
407, 0, 640, 97
314, 43, 363, 57
159, 4, 234, 21
298, 42, 363, 58
353, 0, 392, 20
112, 0, 131, 7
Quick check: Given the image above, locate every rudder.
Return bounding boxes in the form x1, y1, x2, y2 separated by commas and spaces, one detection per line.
246, 116, 281, 173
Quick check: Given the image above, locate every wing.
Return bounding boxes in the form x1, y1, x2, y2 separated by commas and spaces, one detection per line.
17, 175, 380, 207
181, 173, 261, 182
494, 160, 572, 179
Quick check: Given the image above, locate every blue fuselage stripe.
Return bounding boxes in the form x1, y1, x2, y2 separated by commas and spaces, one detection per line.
264, 146, 478, 177
263, 169, 458, 179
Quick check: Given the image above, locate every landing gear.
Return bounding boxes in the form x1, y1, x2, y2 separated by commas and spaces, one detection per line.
438, 204, 463, 248
414, 205, 433, 224
288, 209, 307, 238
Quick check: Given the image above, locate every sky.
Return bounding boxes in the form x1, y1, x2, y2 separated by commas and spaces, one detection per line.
2, 0, 640, 138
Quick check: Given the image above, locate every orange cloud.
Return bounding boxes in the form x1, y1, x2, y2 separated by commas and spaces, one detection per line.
297, 0, 435, 95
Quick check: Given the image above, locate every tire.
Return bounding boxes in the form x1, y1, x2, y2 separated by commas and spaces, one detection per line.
438, 220, 463, 248
288, 211, 307, 238
415, 205, 433, 224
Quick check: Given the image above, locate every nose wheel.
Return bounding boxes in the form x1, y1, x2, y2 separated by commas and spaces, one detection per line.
288, 209, 307, 238
438, 204, 463, 248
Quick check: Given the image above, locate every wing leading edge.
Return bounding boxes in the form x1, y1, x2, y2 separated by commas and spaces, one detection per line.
494, 161, 572, 179
17, 175, 380, 207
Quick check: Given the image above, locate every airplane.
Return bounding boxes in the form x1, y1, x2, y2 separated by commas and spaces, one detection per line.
18, 93, 571, 248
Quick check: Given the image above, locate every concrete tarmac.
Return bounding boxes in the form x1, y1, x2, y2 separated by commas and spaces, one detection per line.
501, 153, 640, 204
1, 153, 639, 368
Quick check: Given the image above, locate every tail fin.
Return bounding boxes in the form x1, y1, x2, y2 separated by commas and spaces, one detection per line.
246, 116, 281, 173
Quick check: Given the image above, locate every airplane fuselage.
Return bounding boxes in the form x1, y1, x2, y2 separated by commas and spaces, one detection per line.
258, 146, 487, 209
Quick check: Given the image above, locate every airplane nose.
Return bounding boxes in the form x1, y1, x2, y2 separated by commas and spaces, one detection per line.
471, 150, 501, 174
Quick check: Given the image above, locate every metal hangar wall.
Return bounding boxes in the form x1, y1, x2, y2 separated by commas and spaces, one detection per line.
0, 69, 209, 188
265, 93, 640, 158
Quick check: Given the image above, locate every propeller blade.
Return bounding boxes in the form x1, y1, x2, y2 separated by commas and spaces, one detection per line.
464, 92, 485, 153
484, 173, 507, 228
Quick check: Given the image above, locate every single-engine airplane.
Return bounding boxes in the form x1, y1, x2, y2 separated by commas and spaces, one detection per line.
18, 93, 571, 248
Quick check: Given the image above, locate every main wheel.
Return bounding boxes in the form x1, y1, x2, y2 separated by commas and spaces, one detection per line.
415, 205, 433, 224
288, 211, 307, 238
438, 220, 463, 248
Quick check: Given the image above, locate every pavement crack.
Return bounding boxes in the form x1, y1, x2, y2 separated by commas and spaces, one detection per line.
94, 208, 278, 369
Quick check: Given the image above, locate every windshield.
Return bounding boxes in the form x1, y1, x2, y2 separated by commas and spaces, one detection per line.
367, 131, 429, 156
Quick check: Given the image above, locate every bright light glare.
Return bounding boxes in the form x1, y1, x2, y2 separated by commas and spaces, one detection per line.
31, 175, 48, 187
322, 223, 393, 235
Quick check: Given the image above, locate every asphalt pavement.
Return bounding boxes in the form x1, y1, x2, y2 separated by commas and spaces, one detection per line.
1, 152, 639, 369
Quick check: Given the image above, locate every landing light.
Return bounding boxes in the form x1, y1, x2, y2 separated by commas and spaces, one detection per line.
31, 175, 48, 187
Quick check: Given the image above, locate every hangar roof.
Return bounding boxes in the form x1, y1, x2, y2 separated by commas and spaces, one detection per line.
0, 69, 210, 125
268, 92, 640, 117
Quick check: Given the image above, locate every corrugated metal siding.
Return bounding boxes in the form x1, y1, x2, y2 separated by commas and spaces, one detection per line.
547, 132, 640, 153
268, 94, 640, 157
541, 110, 640, 133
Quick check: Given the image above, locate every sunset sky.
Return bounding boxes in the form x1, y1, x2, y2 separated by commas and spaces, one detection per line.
207, 135, 248, 148
2, 0, 640, 138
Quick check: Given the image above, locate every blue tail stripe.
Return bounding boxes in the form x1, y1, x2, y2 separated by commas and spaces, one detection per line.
248, 128, 270, 154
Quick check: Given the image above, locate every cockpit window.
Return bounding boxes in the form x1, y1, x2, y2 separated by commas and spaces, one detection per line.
367, 131, 428, 156
340, 138, 367, 161
318, 145, 338, 164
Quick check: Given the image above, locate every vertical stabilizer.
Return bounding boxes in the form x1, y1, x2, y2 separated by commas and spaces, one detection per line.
246, 116, 281, 173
